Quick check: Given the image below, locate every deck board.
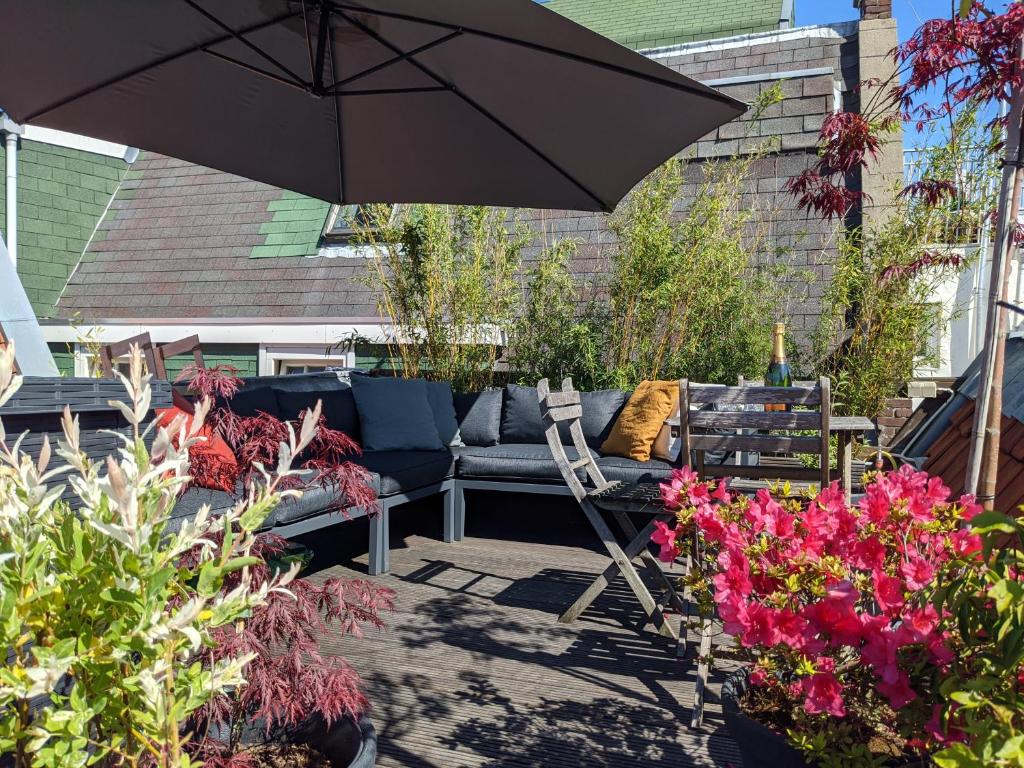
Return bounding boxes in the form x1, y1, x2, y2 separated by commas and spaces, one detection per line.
300, 498, 741, 768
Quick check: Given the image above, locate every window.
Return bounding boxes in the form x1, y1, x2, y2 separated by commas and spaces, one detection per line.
322, 204, 398, 245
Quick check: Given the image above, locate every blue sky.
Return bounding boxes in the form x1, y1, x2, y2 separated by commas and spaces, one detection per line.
795, 1, 991, 40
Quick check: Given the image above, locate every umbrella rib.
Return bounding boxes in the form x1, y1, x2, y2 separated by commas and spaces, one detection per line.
327, 9, 346, 202
301, 0, 317, 83
180, 0, 309, 88
21, 10, 303, 123
330, 1, 744, 111
201, 49, 309, 93
324, 30, 462, 92
334, 86, 450, 96
335, 9, 609, 212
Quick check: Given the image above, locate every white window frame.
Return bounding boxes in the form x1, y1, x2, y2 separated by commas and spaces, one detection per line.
258, 345, 356, 376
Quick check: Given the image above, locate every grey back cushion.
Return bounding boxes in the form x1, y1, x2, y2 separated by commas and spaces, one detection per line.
453, 390, 503, 446
275, 385, 360, 441
349, 376, 444, 451
425, 381, 463, 447
500, 384, 629, 449
499, 384, 547, 444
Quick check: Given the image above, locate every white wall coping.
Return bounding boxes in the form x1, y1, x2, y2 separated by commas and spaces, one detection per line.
19, 124, 137, 162
640, 21, 858, 60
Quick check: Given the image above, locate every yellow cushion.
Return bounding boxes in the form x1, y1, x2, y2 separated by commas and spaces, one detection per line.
600, 380, 680, 462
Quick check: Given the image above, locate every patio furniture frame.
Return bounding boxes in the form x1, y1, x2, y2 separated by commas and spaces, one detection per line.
98, 333, 162, 379
156, 334, 205, 377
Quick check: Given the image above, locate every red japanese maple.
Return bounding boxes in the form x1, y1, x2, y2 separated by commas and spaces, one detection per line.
181, 533, 395, 767
178, 366, 377, 512
790, 2, 1023, 219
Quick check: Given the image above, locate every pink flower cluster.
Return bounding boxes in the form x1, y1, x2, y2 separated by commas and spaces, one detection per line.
656, 465, 982, 723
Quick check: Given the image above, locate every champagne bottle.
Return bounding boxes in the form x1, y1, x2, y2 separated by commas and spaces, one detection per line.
765, 322, 792, 412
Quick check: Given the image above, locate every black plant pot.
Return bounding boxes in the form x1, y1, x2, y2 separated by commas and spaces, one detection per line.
289, 712, 377, 768
722, 671, 933, 768
721, 670, 811, 768
224, 711, 377, 767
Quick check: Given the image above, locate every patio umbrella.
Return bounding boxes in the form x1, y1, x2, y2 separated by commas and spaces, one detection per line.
0, 0, 745, 212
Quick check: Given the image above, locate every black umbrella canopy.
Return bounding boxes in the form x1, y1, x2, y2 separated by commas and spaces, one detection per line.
0, 0, 746, 213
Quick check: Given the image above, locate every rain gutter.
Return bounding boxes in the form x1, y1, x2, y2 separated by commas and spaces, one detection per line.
0, 115, 23, 266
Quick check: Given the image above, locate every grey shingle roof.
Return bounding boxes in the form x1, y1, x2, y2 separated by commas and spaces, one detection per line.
58, 153, 379, 320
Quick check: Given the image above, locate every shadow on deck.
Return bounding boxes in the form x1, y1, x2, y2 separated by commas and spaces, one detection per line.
296, 491, 741, 768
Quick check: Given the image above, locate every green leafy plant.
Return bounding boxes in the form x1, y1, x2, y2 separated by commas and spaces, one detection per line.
0, 343, 310, 768
507, 83, 796, 390
929, 510, 1024, 768
358, 204, 525, 391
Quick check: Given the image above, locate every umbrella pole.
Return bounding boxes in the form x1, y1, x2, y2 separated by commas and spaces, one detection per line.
965, 37, 1024, 507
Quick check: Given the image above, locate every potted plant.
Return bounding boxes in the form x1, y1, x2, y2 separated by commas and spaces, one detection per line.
655, 466, 984, 768
0, 345, 302, 767
171, 365, 393, 767
925, 510, 1024, 768
183, 531, 394, 768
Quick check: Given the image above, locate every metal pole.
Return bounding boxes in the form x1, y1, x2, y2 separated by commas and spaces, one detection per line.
965, 36, 1024, 501
3, 128, 18, 265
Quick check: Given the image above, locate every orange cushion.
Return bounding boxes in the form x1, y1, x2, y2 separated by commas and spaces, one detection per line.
155, 406, 239, 493
600, 380, 680, 462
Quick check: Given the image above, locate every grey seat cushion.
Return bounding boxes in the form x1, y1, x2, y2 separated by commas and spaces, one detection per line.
276, 384, 360, 440
170, 470, 339, 530
453, 389, 502, 446
456, 443, 594, 482
351, 450, 456, 497
595, 455, 674, 485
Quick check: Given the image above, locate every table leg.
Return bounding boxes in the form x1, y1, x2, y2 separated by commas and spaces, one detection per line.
838, 432, 852, 503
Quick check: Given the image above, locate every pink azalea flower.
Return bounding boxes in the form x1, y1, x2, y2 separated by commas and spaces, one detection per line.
740, 603, 781, 648
803, 582, 863, 646
851, 537, 886, 570
872, 570, 905, 615
876, 671, 917, 709
651, 520, 679, 562
800, 672, 846, 717
711, 479, 732, 503
925, 704, 967, 744
900, 604, 939, 641
748, 667, 770, 687
958, 494, 982, 521
926, 634, 955, 666
862, 630, 904, 684
900, 556, 936, 591
694, 508, 726, 542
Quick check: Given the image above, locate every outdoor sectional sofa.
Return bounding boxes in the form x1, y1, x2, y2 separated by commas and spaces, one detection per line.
170, 372, 679, 575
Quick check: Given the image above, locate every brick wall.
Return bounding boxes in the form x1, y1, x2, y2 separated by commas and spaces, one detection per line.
878, 396, 913, 446
518, 23, 860, 350
0, 139, 128, 317
857, 0, 893, 21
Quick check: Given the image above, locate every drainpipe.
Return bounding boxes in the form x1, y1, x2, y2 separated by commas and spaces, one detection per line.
0, 116, 23, 266
778, 0, 794, 29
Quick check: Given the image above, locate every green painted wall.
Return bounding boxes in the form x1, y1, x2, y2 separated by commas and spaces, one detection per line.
48, 344, 76, 376
0, 139, 128, 317
161, 344, 260, 381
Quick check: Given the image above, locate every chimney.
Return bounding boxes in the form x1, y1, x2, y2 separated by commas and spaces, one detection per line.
854, 0, 901, 230
855, 0, 893, 20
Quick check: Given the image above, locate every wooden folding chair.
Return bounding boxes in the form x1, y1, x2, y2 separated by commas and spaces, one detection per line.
98, 333, 161, 379
156, 335, 204, 380
538, 377, 715, 725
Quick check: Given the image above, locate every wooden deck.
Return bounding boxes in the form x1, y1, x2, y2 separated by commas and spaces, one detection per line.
298, 493, 741, 768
